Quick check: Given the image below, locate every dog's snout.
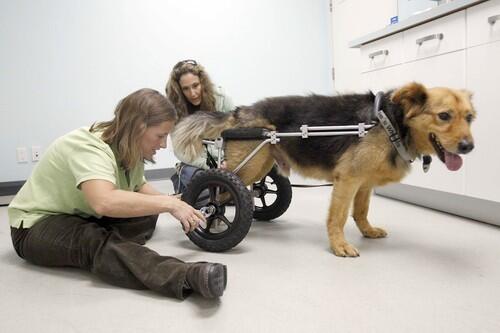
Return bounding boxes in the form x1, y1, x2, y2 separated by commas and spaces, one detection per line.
457, 140, 474, 154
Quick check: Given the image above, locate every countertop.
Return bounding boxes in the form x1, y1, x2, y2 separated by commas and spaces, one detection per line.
349, 0, 488, 48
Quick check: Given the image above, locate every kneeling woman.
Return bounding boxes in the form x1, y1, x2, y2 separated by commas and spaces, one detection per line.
8, 88, 227, 299
166, 59, 235, 193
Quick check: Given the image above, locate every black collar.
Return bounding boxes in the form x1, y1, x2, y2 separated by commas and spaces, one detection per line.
373, 92, 433, 172
373, 92, 413, 163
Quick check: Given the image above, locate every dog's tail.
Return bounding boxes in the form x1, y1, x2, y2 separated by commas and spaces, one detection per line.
171, 111, 235, 163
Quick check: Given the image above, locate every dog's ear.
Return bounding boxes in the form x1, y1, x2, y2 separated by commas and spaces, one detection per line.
460, 89, 474, 100
391, 82, 428, 118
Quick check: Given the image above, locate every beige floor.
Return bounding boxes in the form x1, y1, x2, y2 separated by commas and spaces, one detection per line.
1, 180, 499, 333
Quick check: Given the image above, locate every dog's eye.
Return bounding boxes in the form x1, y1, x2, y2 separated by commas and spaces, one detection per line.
465, 113, 474, 123
438, 112, 451, 121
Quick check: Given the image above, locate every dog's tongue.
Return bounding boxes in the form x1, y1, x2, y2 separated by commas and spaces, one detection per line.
444, 151, 463, 171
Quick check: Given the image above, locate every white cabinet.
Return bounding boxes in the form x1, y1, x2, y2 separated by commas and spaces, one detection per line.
467, 0, 500, 47
357, 1, 500, 205
402, 11, 466, 62
364, 63, 409, 93
332, 0, 398, 92
465, 41, 500, 202
351, 1, 500, 223
360, 33, 404, 73
403, 49, 466, 89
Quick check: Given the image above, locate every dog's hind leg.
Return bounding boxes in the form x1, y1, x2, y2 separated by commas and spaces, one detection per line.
327, 178, 362, 257
225, 141, 275, 185
352, 185, 387, 239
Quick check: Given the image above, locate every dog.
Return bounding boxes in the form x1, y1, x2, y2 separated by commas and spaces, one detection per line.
171, 82, 476, 257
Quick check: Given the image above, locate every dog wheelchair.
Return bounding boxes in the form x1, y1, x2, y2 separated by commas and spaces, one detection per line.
180, 121, 377, 252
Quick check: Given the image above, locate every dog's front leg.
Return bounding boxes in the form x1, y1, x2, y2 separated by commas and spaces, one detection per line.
353, 186, 387, 239
327, 179, 360, 257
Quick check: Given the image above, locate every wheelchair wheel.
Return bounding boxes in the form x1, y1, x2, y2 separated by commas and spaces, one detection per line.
182, 169, 254, 252
252, 166, 292, 221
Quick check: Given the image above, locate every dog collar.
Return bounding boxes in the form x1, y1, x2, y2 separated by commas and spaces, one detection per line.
374, 92, 414, 163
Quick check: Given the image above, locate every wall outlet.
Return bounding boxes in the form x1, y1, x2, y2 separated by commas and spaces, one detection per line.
16, 147, 28, 163
32, 146, 42, 161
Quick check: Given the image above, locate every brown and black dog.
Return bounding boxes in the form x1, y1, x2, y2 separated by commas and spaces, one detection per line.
171, 82, 476, 257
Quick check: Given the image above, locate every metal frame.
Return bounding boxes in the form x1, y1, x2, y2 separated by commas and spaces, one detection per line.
202, 122, 376, 174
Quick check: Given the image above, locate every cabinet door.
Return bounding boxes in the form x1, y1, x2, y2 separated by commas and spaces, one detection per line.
360, 33, 404, 73
404, 50, 466, 88
467, 0, 500, 48
403, 11, 466, 62
365, 62, 409, 92
400, 51, 467, 194
465, 41, 500, 202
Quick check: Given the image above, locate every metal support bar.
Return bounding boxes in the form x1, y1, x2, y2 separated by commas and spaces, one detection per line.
233, 139, 274, 174
301, 124, 375, 131
276, 131, 361, 137
277, 123, 375, 139
215, 137, 223, 167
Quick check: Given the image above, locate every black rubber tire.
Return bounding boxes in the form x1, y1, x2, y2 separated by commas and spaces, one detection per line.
182, 169, 254, 252
253, 166, 292, 221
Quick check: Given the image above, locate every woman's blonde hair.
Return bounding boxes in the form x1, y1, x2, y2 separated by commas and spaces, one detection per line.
165, 60, 216, 120
90, 88, 177, 170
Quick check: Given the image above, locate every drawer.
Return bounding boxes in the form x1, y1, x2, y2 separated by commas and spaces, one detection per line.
404, 50, 466, 88
403, 11, 466, 62
360, 33, 404, 73
467, 0, 500, 47
365, 63, 410, 93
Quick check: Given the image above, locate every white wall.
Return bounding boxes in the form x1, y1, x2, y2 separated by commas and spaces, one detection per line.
0, 0, 333, 182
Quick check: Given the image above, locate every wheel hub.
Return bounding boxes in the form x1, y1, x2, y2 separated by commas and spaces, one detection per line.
200, 205, 217, 218
200, 202, 226, 218
253, 183, 267, 198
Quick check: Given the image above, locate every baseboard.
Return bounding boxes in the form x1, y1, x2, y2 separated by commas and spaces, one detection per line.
145, 168, 176, 181
0, 168, 175, 197
0, 181, 25, 196
375, 183, 500, 227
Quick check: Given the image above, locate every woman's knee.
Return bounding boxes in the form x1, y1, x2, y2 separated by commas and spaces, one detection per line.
10, 225, 29, 259
16, 215, 107, 268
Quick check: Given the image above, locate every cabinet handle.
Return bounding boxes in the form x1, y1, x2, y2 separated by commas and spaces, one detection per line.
416, 33, 444, 45
488, 15, 500, 25
368, 49, 389, 59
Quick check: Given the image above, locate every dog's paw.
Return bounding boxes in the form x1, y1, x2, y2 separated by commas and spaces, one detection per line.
331, 242, 360, 257
362, 227, 387, 239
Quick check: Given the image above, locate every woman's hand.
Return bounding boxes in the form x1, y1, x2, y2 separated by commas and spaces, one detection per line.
167, 196, 206, 233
